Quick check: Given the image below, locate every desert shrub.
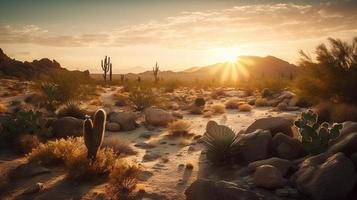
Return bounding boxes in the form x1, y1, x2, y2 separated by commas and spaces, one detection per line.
194, 97, 206, 107
295, 110, 342, 155
225, 98, 240, 109
203, 111, 213, 118
168, 120, 191, 136
202, 121, 239, 164
163, 80, 179, 93
255, 98, 268, 107
56, 101, 86, 119
1, 110, 52, 143
38, 82, 58, 111
211, 104, 225, 114
17, 134, 41, 154
114, 93, 129, 106
103, 137, 137, 156
129, 87, 156, 111
107, 164, 141, 200
294, 37, 357, 104
211, 89, 225, 99
238, 103, 252, 112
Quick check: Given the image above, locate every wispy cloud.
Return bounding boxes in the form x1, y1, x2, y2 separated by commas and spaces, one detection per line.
1, 1, 356, 48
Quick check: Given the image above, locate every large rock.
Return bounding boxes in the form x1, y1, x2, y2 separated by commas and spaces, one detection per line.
185, 179, 263, 200
237, 130, 272, 163
253, 165, 286, 189
292, 152, 356, 200
327, 131, 357, 157
144, 107, 175, 126
51, 117, 83, 138
246, 117, 293, 137
272, 133, 304, 159
248, 157, 292, 176
340, 121, 357, 136
109, 112, 137, 131
106, 122, 120, 132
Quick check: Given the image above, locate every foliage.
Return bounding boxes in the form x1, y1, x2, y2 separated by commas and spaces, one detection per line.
1, 110, 52, 142
83, 109, 106, 161
17, 134, 41, 154
295, 37, 357, 104
56, 101, 86, 119
294, 110, 342, 155
39, 82, 58, 111
129, 87, 156, 111
202, 121, 239, 164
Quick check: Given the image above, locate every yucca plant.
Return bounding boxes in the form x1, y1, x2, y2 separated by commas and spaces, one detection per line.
202, 121, 240, 165
56, 101, 86, 119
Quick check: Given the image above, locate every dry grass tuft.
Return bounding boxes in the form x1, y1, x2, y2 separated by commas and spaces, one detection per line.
255, 98, 268, 107
168, 120, 191, 136
203, 111, 213, 118
103, 137, 137, 156
238, 103, 252, 112
225, 98, 240, 109
211, 104, 226, 114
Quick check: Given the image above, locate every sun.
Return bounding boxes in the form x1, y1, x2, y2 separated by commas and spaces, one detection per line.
208, 47, 240, 63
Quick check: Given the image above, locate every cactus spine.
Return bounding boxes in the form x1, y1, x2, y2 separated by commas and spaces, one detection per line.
101, 56, 112, 83
153, 62, 159, 83
83, 109, 106, 161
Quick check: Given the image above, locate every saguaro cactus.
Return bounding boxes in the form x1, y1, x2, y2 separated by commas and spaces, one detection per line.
83, 109, 106, 161
153, 62, 159, 83
101, 56, 112, 83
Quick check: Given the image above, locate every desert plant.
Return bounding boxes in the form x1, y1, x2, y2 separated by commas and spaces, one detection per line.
83, 109, 106, 161
56, 101, 86, 119
103, 137, 137, 156
211, 104, 225, 114
153, 62, 159, 83
128, 87, 156, 111
255, 98, 268, 107
238, 103, 252, 112
101, 56, 112, 83
294, 110, 342, 155
168, 120, 191, 136
202, 121, 239, 164
38, 82, 58, 111
17, 134, 41, 153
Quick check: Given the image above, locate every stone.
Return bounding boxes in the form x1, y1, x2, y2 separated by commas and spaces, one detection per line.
328, 131, 357, 157
272, 133, 304, 159
189, 104, 204, 115
106, 122, 120, 132
185, 179, 262, 200
261, 88, 271, 98
248, 157, 292, 176
171, 111, 183, 119
292, 152, 356, 200
10, 163, 51, 179
51, 117, 83, 138
253, 165, 286, 189
139, 170, 154, 181
144, 107, 175, 126
237, 130, 272, 163
109, 112, 138, 131
246, 117, 293, 137
23, 182, 44, 195
142, 152, 161, 162
340, 121, 357, 136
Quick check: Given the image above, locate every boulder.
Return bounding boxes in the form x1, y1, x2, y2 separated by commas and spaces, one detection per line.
253, 165, 286, 189
327, 131, 357, 157
109, 112, 137, 131
272, 133, 304, 159
185, 179, 263, 200
246, 117, 293, 137
248, 157, 292, 176
106, 122, 120, 132
292, 152, 356, 200
340, 121, 357, 136
237, 130, 272, 163
261, 88, 271, 98
144, 107, 175, 126
51, 117, 83, 138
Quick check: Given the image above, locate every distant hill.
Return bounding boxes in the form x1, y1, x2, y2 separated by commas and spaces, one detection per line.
94, 55, 301, 82
0, 48, 90, 80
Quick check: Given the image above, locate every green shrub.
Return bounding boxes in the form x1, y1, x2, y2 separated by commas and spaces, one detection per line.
294, 110, 342, 155
129, 87, 156, 111
202, 121, 239, 164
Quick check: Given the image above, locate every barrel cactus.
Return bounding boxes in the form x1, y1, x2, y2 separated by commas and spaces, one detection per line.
83, 109, 106, 161
294, 109, 342, 155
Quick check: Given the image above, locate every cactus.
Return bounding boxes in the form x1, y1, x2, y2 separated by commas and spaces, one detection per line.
83, 109, 106, 161
137, 76, 141, 83
120, 74, 125, 83
101, 56, 112, 83
294, 109, 342, 155
153, 62, 159, 83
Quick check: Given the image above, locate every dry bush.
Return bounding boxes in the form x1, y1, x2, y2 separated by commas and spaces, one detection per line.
225, 98, 240, 109
203, 111, 213, 118
107, 164, 141, 200
56, 101, 86, 119
0, 103, 7, 113
211, 104, 225, 114
168, 120, 191, 136
255, 98, 268, 107
238, 103, 252, 112
129, 87, 157, 111
17, 134, 41, 154
103, 137, 137, 156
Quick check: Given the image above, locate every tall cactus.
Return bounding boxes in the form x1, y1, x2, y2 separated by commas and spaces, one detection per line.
83, 109, 106, 161
101, 56, 112, 83
153, 62, 159, 83
120, 74, 125, 83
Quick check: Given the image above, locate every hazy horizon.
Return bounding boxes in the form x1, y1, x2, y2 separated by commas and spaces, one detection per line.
1, 0, 357, 73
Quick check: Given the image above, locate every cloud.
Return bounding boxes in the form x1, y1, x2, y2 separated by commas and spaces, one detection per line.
1, 1, 357, 48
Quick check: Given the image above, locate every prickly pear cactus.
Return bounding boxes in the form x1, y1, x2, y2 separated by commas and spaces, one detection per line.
294, 110, 342, 155
83, 109, 106, 161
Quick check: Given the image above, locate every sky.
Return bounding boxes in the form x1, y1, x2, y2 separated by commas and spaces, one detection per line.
0, 0, 357, 73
